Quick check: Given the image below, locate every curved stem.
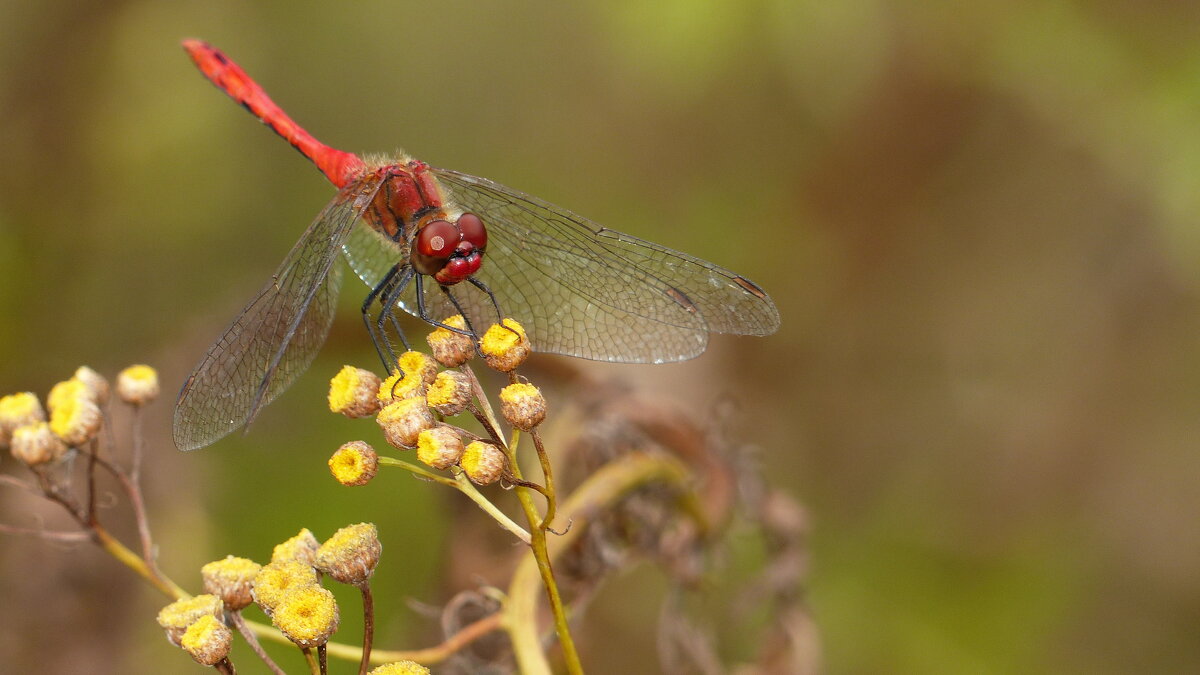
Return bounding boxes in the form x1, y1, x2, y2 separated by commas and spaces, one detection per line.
378, 456, 530, 543
357, 583, 374, 675
506, 452, 699, 674
503, 433, 583, 675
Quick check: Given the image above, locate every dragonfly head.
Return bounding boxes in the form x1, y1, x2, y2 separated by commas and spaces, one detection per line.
412, 212, 487, 285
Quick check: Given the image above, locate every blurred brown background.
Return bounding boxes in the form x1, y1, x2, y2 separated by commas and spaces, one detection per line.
2, 1, 1199, 673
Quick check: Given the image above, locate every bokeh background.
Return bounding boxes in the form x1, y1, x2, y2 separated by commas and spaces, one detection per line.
3, 1, 1200, 673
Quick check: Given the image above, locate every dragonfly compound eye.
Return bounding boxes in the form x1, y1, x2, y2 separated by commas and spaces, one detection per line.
416, 220, 457, 258
457, 213, 487, 251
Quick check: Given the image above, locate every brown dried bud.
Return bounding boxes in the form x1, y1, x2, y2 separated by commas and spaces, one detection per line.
376, 397, 435, 449
426, 370, 471, 417
499, 382, 547, 431
426, 315, 475, 368
460, 441, 506, 485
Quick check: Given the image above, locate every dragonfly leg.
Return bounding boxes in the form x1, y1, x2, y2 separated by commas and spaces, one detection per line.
412, 273, 478, 337
376, 266, 415, 357
362, 264, 413, 371
466, 276, 518, 338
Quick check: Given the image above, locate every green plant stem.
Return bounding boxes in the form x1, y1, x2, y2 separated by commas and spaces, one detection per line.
379, 456, 530, 544
504, 432, 584, 675
92, 523, 188, 599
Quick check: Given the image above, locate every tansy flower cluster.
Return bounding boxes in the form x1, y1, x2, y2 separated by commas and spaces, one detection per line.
2, 365, 159, 467
326, 316, 547, 487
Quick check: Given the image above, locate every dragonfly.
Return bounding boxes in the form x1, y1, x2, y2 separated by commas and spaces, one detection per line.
173, 40, 780, 451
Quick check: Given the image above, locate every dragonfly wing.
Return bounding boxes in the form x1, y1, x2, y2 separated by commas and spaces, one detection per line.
173, 180, 382, 451
430, 169, 780, 363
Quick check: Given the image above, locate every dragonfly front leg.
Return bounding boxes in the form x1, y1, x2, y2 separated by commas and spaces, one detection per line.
362, 264, 414, 371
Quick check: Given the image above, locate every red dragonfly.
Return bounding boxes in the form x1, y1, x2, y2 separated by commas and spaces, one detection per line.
174, 40, 780, 451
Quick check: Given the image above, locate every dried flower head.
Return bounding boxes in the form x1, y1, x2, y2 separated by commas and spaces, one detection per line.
316, 522, 381, 586
397, 350, 439, 386
73, 366, 110, 405
329, 440, 379, 486
48, 393, 102, 447
0, 392, 45, 449
427, 370, 471, 417
500, 382, 547, 431
201, 556, 262, 611
116, 365, 159, 406
376, 397, 435, 449
369, 661, 432, 674
47, 379, 90, 412
460, 441, 506, 485
156, 594, 224, 646
328, 366, 383, 418
272, 529, 321, 566
180, 614, 232, 666
253, 560, 319, 616
426, 314, 474, 367
416, 426, 465, 470
10, 422, 67, 466
272, 585, 339, 648
481, 318, 530, 372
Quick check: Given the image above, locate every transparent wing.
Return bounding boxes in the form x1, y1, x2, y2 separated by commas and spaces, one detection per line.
173, 178, 383, 451
420, 169, 781, 363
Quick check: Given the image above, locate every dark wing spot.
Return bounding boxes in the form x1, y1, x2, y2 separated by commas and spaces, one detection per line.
733, 276, 769, 299
665, 286, 698, 314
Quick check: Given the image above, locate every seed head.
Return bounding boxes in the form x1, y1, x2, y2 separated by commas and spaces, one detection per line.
201, 555, 262, 611
157, 594, 224, 646
253, 560, 319, 616
328, 366, 383, 418
272, 585, 339, 648
48, 393, 102, 447
376, 397, 435, 449
180, 614, 232, 666
369, 661, 432, 674
73, 366, 110, 405
460, 441, 506, 485
328, 440, 379, 487
0, 392, 45, 449
397, 350, 439, 386
10, 422, 67, 466
426, 314, 475, 367
426, 370, 471, 417
416, 426, 465, 470
500, 382, 547, 431
116, 365, 159, 406
481, 319, 530, 372
271, 528, 321, 566
315, 522, 381, 586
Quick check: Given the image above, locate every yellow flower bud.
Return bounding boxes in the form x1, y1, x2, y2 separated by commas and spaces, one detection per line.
73, 366, 110, 405
397, 350, 439, 386
499, 382, 547, 431
0, 392, 46, 449
48, 393, 102, 447
427, 370, 471, 417
180, 614, 232, 666
426, 314, 475, 368
328, 366, 383, 418
253, 560, 319, 616
328, 440, 379, 487
376, 397, 434, 449
460, 441, 506, 485
116, 365, 159, 406
272, 585, 339, 648
201, 555, 262, 611
156, 594, 223, 646
315, 522, 381, 586
481, 319, 530, 372
272, 529, 321, 566
416, 426, 465, 470
10, 422, 67, 466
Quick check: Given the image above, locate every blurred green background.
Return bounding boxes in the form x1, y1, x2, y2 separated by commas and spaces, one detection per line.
3, 1, 1200, 673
